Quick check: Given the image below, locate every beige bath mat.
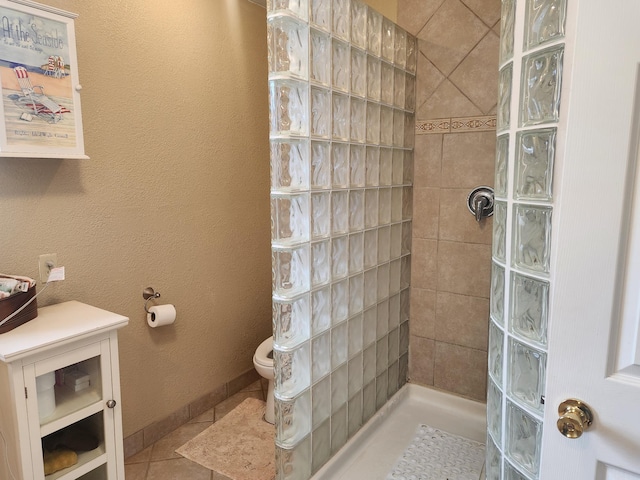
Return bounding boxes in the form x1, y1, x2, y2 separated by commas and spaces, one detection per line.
176, 398, 275, 480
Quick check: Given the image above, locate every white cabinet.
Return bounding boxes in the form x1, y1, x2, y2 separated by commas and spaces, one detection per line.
0, 301, 129, 479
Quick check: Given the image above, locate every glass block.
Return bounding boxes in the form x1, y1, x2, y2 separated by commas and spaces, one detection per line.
311, 191, 331, 239
350, 97, 366, 143
389, 258, 401, 294
506, 401, 542, 477
377, 225, 391, 263
524, 0, 567, 49
332, 39, 350, 92
394, 27, 407, 69
349, 232, 364, 274
389, 293, 400, 329
332, 279, 349, 325
388, 360, 399, 398
391, 223, 402, 259
367, 55, 382, 101
312, 332, 331, 382
366, 101, 381, 144
271, 139, 309, 194
495, 134, 509, 198
380, 62, 395, 105
268, 0, 309, 20
312, 376, 330, 427
399, 320, 409, 357
362, 230, 377, 271
497, 63, 512, 132
379, 147, 392, 185
515, 128, 556, 201
332, 0, 350, 41
400, 255, 411, 290
388, 327, 399, 363
511, 272, 549, 347
331, 403, 348, 454
487, 378, 503, 444
272, 245, 311, 298
274, 294, 311, 349
500, 0, 516, 63
312, 286, 331, 335
311, 141, 331, 189
403, 112, 415, 149
351, 1, 367, 49
272, 194, 310, 246
351, 48, 367, 98
310, 0, 331, 31
392, 149, 403, 185
363, 380, 376, 422
348, 391, 363, 437
393, 109, 405, 147
520, 46, 564, 127
332, 190, 349, 234
376, 300, 389, 340
363, 307, 377, 348
276, 437, 312, 480
380, 106, 394, 146
366, 8, 382, 56
275, 389, 311, 447
350, 146, 366, 187
309, 28, 331, 86
402, 186, 413, 221
391, 187, 402, 223
365, 189, 379, 228
394, 69, 406, 109
365, 146, 380, 186
491, 262, 505, 325
332, 235, 348, 280
268, 15, 309, 79
349, 188, 364, 232
331, 363, 348, 411
376, 371, 388, 409
332, 92, 351, 140
377, 262, 390, 301
493, 201, 507, 263
403, 150, 414, 185
401, 221, 412, 256
274, 342, 310, 398
512, 204, 552, 274
348, 315, 363, 359
378, 188, 391, 225
349, 274, 364, 316
364, 268, 377, 308
399, 352, 408, 388
509, 339, 546, 413
310, 87, 331, 138
406, 34, 417, 74
332, 142, 350, 188
381, 17, 395, 62
505, 462, 531, 480
312, 420, 331, 473
488, 320, 504, 386
269, 79, 309, 136
486, 434, 502, 480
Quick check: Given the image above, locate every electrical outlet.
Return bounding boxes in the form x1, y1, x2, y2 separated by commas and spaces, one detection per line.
38, 253, 57, 283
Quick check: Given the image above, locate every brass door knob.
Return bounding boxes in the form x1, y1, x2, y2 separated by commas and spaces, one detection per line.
557, 399, 593, 438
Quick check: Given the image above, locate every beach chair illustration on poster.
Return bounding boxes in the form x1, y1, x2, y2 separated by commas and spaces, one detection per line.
13, 66, 69, 123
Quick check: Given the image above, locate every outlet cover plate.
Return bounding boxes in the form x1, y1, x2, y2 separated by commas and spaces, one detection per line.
38, 253, 57, 283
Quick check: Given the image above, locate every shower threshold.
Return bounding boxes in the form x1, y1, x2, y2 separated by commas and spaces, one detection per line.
311, 383, 487, 480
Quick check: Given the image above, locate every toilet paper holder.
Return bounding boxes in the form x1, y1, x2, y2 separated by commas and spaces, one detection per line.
143, 287, 161, 313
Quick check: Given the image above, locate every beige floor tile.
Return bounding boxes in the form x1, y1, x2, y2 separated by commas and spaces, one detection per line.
214, 391, 265, 421
125, 445, 153, 465
146, 457, 212, 480
151, 422, 213, 462
240, 380, 263, 393
190, 408, 214, 424
125, 462, 149, 480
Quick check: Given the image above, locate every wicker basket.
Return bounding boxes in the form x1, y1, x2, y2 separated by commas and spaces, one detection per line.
0, 285, 38, 334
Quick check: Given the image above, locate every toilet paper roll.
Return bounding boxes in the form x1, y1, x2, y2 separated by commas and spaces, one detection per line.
147, 304, 176, 328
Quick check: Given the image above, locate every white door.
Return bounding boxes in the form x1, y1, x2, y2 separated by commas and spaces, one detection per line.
541, 1, 640, 478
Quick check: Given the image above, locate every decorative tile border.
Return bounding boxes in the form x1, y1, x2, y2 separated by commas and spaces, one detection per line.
416, 115, 497, 135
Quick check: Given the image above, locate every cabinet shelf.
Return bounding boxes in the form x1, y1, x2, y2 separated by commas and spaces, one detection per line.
40, 386, 103, 437
46, 445, 107, 480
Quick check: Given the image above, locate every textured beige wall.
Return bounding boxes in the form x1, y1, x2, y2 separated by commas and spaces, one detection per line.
0, 0, 271, 436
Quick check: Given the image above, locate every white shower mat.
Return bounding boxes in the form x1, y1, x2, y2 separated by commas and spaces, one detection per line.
386, 424, 485, 480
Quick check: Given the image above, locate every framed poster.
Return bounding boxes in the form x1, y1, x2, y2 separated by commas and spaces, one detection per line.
0, 0, 86, 158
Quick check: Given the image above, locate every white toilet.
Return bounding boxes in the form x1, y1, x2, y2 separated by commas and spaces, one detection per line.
253, 336, 275, 424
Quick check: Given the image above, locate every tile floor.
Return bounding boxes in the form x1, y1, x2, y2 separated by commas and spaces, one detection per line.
124, 380, 269, 480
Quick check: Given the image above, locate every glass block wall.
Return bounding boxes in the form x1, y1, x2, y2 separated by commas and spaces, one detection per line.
488, 0, 567, 479
266, 1, 416, 478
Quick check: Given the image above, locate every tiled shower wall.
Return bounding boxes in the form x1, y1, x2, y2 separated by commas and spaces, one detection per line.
267, 1, 416, 478
396, 0, 501, 401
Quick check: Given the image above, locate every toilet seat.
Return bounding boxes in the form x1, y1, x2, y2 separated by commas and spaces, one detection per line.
253, 336, 274, 367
